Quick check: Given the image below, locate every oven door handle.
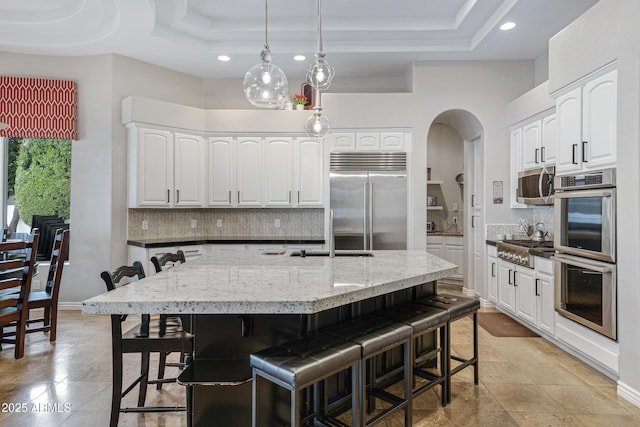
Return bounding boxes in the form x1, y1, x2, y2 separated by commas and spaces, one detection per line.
552, 254, 613, 273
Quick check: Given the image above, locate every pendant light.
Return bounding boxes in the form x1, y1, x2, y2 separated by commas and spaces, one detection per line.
304, 105, 331, 138
243, 0, 288, 108
306, 0, 334, 90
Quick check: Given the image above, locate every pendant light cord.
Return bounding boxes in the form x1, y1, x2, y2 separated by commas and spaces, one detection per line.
264, 0, 269, 50
317, 0, 323, 53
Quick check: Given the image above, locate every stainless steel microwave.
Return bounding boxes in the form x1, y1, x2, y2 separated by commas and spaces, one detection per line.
517, 166, 555, 205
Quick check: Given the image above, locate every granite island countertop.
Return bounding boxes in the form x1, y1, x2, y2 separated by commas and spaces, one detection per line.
83, 249, 457, 315
127, 236, 324, 248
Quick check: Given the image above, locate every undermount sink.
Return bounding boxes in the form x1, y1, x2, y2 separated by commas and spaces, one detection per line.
289, 250, 374, 257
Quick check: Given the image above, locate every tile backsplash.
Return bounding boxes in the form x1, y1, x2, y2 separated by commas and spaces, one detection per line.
128, 208, 324, 240
486, 206, 554, 241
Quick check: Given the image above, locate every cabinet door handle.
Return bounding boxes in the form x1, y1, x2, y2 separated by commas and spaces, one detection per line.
582, 140, 588, 163
237, 191, 240, 204
298, 190, 300, 204
176, 189, 180, 204
572, 144, 578, 164
541, 146, 546, 163
535, 278, 540, 296
289, 190, 291, 204
228, 190, 232, 204
491, 262, 496, 278
471, 194, 475, 207
167, 189, 170, 204
508, 269, 513, 285
471, 215, 476, 228
535, 148, 539, 164
513, 270, 518, 287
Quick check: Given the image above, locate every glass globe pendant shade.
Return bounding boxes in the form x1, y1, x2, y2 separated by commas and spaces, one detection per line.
243, 48, 288, 108
304, 107, 331, 138
306, 53, 335, 91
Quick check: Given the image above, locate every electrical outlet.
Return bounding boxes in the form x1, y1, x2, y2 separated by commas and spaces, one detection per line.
191, 219, 197, 229
453, 203, 458, 212
453, 217, 458, 224
142, 220, 149, 230
216, 219, 223, 228
274, 219, 281, 228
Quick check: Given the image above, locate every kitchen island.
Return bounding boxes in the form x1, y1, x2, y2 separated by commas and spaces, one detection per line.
83, 249, 457, 425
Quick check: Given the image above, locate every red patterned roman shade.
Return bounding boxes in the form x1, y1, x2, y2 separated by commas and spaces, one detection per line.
0, 76, 77, 140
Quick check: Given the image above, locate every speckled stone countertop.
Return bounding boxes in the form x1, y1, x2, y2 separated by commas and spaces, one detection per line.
82, 250, 457, 315
127, 237, 324, 248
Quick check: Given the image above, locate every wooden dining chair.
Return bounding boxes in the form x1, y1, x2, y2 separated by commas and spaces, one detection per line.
150, 250, 189, 389
23, 228, 70, 341
0, 230, 39, 359
101, 262, 194, 427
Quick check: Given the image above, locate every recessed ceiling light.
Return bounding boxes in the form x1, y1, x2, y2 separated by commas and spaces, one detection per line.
500, 21, 517, 31
217, 55, 231, 62
294, 55, 306, 61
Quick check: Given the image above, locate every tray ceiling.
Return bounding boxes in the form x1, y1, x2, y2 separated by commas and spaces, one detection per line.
0, 0, 599, 78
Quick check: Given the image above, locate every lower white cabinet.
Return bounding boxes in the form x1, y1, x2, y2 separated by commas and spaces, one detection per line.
494, 251, 555, 334
487, 246, 498, 303
535, 258, 555, 335
427, 235, 464, 280
497, 259, 536, 325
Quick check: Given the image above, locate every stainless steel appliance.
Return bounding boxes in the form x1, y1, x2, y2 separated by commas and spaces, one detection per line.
517, 166, 555, 205
553, 168, 616, 262
330, 152, 407, 250
553, 253, 616, 340
553, 168, 617, 340
497, 240, 554, 269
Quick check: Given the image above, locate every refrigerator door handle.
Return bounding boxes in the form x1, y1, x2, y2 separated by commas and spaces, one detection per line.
363, 181, 368, 250
369, 181, 374, 250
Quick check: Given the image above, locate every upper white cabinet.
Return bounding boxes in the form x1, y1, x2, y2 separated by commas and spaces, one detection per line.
128, 126, 205, 208
541, 113, 558, 166
517, 110, 557, 172
174, 133, 206, 207
236, 137, 264, 206
264, 137, 294, 206
329, 130, 406, 151
555, 67, 617, 174
521, 120, 542, 170
206, 135, 323, 208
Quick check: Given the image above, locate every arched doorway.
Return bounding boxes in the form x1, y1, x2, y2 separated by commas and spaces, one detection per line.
426, 109, 484, 298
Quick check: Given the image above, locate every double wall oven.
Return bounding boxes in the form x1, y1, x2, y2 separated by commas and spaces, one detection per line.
553, 168, 617, 340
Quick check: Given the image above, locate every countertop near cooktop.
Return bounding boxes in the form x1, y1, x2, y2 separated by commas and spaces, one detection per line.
428, 232, 464, 237
127, 237, 325, 248
486, 239, 556, 259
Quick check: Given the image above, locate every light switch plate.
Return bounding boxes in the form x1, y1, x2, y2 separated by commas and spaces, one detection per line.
191, 219, 197, 228
216, 219, 222, 228
142, 220, 149, 230
274, 219, 280, 228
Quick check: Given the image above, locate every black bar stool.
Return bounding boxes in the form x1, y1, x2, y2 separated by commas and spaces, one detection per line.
376, 304, 450, 407
250, 332, 361, 426
322, 314, 413, 426
416, 294, 479, 403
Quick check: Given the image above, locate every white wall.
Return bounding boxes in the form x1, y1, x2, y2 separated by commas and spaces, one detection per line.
427, 123, 464, 221
549, 0, 640, 402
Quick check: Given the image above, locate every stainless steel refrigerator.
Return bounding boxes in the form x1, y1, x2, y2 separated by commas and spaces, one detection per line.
330, 152, 407, 250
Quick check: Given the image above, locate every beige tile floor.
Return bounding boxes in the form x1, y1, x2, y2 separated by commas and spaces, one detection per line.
1, 307, 640, 426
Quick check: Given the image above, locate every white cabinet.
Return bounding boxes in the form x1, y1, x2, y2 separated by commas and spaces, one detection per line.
127, 126, 205, 208
236, 137, 264, 206
497, 259, 536, 326
535, 257, 555, 336
427, 235, 463, 280
207, 137, 235, 206
174, 133, 206, 207
509, 128, 527, 209
264, 137, 294, 206
295, 137, 324, 206
487, 246, 498, 304
329, 130, 406, 151
520, 113, 557, 171
521, 120, 542, 170
555, 68, 617, 174
207, 135, 323, 208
